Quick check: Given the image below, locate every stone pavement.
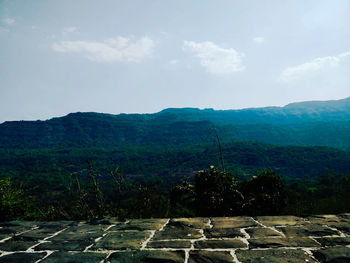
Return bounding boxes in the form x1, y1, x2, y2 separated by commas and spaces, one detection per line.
0, 214, 349, 262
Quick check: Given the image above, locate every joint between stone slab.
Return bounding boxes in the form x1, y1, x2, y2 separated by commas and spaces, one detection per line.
250, 217, 286, 237
238, 228, 250, 247
0, 225, 40, 244
302, 248, 321, 263
231, 249, 242, 263
159, 219, 170, 231
141, 230, 156, 250
84, 224, 116, 252
326, 225, 347, 237
27, 227, 69, 252
184, 249, 190, 263
207, 218, 213, 229
34, 250, 55, 263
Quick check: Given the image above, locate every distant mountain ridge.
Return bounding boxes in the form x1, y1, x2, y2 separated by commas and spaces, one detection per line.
1, 97, 350, 150
284, 97, 350, 110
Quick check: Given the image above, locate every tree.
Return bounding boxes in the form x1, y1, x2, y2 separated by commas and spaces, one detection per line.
194, 166, 243, 216
241, 170, 285, 215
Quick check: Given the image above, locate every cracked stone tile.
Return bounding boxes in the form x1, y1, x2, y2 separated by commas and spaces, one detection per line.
277, 225, 339, 237
93, 230, 150, 250
211, 217, 258, 228
110, 218, 168, 231
313, 247, 350, 262
314, 236, 350, 246
248, 237, 320, 248
108, 250, 185, 263
171, 218, 210, 229
0, 252, 46, 263
204, 227, 244, 238
245, 227, 283, 238
41, 252, 107, 263
255, 216, 306, 226
194, 239, 247, 249
146, 240, 191, 248
189, 250, 234, 263
236, 249, 317, 263
152, 221, 202, 240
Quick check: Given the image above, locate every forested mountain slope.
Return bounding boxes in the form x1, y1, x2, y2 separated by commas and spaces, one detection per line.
1, 97, 350, 150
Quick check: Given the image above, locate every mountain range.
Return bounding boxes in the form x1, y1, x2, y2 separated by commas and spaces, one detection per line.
1, 97, 350, 150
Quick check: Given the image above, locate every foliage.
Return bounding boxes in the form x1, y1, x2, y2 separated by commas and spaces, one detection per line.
194, 166, 243, 216
241, 170, 285, 215
0, 177, 36, 221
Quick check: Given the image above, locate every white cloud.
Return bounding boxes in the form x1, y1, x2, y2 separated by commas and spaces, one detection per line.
280, 52, 350, 82
3, 18, 15, 25
63, 26, 77, 33
52, 36, 155, 63
183, 41, 245, 75
253, 37, 264, 43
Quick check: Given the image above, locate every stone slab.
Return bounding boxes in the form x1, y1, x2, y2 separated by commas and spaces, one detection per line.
110, 218, 168, 231
277, 225, 339, 237
152, 221, 202, 240
0, 235, 38, 251
93, 230, 149, 250
189, 250, 234, 263
171, 218, 210, 229
314, 237, 350, 246
0, 252, 46, 263
35, 240, 92, 251
41, 252, 107, 263
245, 227, 283, 238
236, 249, 317, 263
147, 240, 191, 248
204, 227, 244, 238
211, 217, 259, 228
256, 216, 306, 226
194, 239, 247, 249
248, 237, 320, 248
108, 250, 185, 263
313, 247, 350, 263
17, 227, 64, 240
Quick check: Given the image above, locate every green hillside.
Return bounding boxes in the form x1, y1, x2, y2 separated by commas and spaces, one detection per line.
1, 97, 350, 220
1, 97, 350, 150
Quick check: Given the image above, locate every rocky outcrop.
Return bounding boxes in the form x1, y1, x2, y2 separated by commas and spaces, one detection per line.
0, 214, 349, 262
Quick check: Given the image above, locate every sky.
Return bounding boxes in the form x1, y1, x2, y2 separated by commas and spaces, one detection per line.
1, 0, 350, 123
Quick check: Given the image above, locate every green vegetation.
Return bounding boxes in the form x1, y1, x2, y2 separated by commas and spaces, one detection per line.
1, 163, 349, 221
1, 98, 350, 220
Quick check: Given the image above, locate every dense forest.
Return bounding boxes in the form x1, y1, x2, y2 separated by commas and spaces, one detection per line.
1, 98, 350, 220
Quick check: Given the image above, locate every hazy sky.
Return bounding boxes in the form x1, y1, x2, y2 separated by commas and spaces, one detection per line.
1, 0, 349, 122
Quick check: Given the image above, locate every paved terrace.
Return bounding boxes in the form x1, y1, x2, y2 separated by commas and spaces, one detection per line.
0, 215, 349, 263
